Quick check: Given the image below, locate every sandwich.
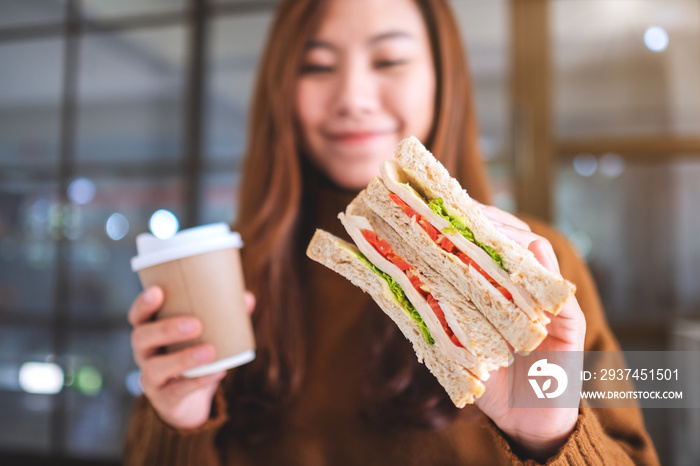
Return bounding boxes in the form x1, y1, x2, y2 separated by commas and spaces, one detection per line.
306, 137, 576, 407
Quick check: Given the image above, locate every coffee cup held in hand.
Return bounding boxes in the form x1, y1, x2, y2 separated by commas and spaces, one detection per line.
131, 223, 255, 377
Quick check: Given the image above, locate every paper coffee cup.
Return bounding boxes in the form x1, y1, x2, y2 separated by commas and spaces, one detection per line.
131, 223, 255, 378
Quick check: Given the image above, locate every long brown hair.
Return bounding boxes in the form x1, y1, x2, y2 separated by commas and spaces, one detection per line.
230, 0, 490, 443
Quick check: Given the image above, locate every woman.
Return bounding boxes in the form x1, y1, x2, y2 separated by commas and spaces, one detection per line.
124, 0, 659, 464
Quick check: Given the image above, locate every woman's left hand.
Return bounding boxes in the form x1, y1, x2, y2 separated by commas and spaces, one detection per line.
473, 205, 586, 461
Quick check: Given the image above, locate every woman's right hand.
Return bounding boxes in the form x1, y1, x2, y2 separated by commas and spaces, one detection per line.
128, 286, 256, 430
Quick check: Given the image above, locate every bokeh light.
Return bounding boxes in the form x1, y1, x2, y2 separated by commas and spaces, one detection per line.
644, 26, 669, 52
148, 209, 179, 240
67, 178, 96, 205
573, 153, 598, 177
600, 153, 626, 178
19, 362, 64, 394
105, 212, 130, 241
75, 366, 103, 396
125, 370, 143, 397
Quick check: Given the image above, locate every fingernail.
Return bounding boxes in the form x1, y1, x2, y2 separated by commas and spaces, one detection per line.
178, 318, 197, 334
194, 346, 213, 362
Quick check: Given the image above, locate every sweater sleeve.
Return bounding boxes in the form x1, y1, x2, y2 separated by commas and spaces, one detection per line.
484, 216, 660, 465
122, 379, 229, 466
483, 402, 651, 465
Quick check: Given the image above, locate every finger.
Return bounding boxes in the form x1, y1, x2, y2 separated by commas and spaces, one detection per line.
546, 298, 586, 348
478, 205, 531, 231
128, 286, 164, 327
140, 344, 216, 389
493, 223, 542, 250
244, 291, 256, 315
494, 224, 560, 274
131, 317, 202, 365
162, 371, 226, 403
528, 239, 560, 274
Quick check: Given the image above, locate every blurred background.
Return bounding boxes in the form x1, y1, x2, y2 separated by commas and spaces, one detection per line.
0, 0, 698, 464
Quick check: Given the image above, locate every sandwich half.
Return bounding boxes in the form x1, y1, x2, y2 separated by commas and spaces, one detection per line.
306, 229, 485, 407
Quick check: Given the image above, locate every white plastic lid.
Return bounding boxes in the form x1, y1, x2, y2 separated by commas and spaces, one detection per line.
131, 222, 243, 271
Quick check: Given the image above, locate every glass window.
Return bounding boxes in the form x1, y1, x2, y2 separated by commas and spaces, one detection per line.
554, 156, 700, 323
79, 0, 187, 20
76, 26, 187, 165
672, 159, 700, 317
0, 0, 65, 29
0, 38, 64, 169
64, 330, 136, 458
205, 13, 272, 164
200, 171, 239, 225
203, 12, 272, 226
0, 327, 54, 453
552, 0, 700, 329
552, 0, 700, 139
452, 0, 514, 211
0, 174, 58, 315
66, 175, 184, 318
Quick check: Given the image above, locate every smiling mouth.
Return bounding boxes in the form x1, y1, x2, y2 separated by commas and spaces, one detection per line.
328, 132, 394, 145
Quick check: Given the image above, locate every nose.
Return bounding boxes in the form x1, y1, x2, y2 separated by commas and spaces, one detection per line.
331, 57, 379, 118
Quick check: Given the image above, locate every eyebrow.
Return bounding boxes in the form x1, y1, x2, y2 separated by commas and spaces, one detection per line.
305, 30, 415, 51
368, 31, 414, 45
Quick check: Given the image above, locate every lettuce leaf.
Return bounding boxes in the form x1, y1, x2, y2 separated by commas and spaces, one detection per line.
427, 198, 507, 271
355, 251, 435, 345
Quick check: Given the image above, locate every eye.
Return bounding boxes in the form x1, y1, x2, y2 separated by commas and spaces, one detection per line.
300, 64, 334, 74
374, 59, 408, 69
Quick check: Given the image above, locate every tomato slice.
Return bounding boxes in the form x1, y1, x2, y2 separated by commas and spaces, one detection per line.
418, 217, 439, 241
388, 253, 411, 271
439, 237, 456, 254
389, 193, 419, 219
362, 229, 393, 256
409, 275, 423, 291
427, 295, 463, 348
496, 286, 513, 301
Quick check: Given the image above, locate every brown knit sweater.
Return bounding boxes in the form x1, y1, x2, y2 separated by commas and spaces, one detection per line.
123, 182, 660, 465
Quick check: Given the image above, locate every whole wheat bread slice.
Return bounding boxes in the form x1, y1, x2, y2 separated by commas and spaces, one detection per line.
306, 229, 484, 407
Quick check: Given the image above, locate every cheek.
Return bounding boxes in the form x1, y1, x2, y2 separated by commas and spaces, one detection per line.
295, 80, 326, 142
295, 81, 314, 135
388, 68, 436, 140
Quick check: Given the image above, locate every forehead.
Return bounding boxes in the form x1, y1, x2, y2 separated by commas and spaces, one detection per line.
312, 0, 428, 45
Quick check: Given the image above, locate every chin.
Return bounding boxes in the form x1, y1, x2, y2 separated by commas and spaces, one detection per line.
327, 165, 377, 191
